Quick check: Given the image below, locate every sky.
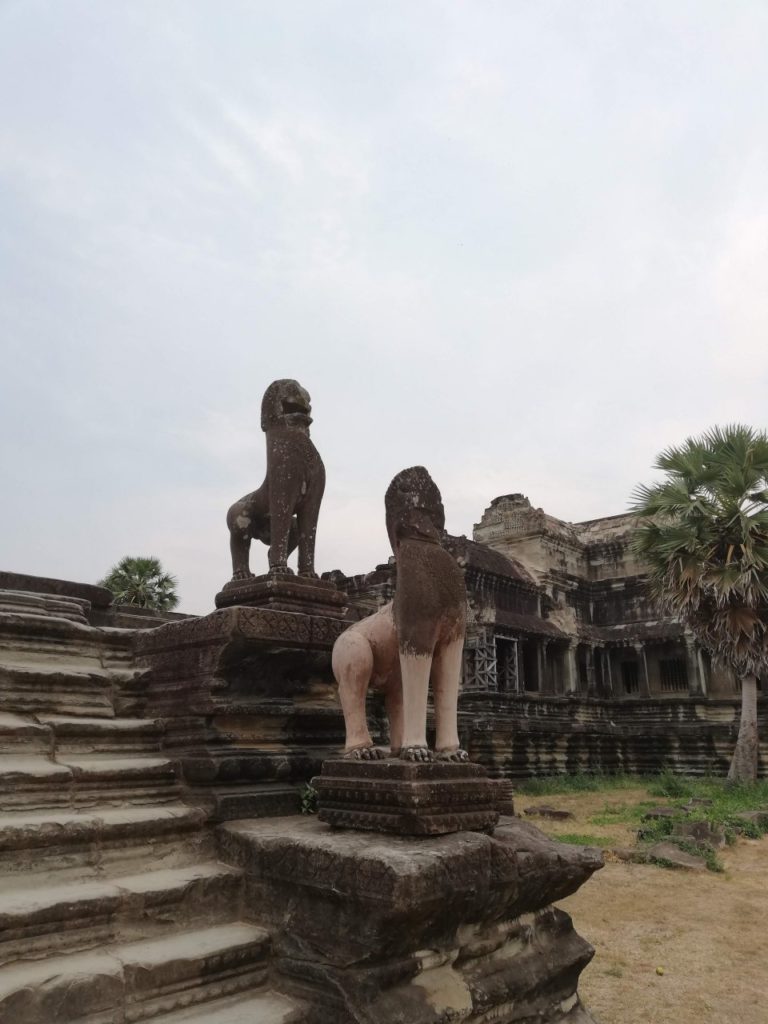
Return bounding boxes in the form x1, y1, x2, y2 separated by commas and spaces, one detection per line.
1, 1, 767, 613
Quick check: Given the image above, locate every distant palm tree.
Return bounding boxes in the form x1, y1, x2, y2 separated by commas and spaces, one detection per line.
99, 556, 179, 612
631, 425, 768, 783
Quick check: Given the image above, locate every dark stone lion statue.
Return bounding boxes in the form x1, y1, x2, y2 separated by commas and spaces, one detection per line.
226, 379, 325, 580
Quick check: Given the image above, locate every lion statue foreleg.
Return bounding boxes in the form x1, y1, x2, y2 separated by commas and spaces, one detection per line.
295, 463, 325, 578
226, 489, 265, 582
332, 602, 402, 759
397, 651, 433, 762
333, 631, 387, 760
227, 486, 299, 582
267, 475, 300, 575
430, 636, 468, 761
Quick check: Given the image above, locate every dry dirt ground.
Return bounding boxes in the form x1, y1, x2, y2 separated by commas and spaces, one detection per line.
515, 790, 768, 1024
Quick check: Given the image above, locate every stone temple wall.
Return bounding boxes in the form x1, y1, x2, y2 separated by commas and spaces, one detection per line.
460, 694, 768, 779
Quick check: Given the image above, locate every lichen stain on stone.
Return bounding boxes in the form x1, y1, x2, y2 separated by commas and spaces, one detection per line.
411, 963, 473, 1015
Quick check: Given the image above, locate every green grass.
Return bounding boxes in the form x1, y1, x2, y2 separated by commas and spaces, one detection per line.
554, 832, 613, 847
516, 772, 639, 796
646, 771, 768, 842
518, 771, 768, 872
520, 771, 768, 833
588, 800, 657, 826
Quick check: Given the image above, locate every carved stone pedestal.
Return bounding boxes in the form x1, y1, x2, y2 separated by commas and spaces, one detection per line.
215, 572, 346, 616
135, 604, 357, 820
314, 758, 500, 835
219, 815, 603, 1024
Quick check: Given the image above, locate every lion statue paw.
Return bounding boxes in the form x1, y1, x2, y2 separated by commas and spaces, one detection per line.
231, 570, 256, 582
268, 564, 294, 577
399, 745, 434, 762
435, 747, 469, 763
344, 745, 389, 761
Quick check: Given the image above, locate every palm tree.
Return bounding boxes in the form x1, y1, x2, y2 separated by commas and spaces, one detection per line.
631, 425, 768, 783
99, 556, 180, 612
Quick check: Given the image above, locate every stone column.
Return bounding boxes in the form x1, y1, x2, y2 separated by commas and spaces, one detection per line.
586, 645, 597, 697
513, 640, 521, 694
635, 642, 651, 698
565, 641, 578, 694
686, 637, 704, 696
697, 648, 709, 696
538, 641, 550, 694
603, 648, 614, 697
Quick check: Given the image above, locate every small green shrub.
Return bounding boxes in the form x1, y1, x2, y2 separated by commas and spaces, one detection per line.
299, 783, 318, 815
647, 769, 694, 800
636, 817, 676, 843
731, 816, 763, 840
672, 838, 723, 873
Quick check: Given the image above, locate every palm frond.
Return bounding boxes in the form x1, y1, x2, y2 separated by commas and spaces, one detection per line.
630, 425, 768, 677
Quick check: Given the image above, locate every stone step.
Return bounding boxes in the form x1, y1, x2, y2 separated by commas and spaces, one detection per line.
208, 784, 302, 822
0, 804, 209, 885
0, 591, 90, 627
0, 755, 181, 811
39, 714, 164, 755
142, 989, 308, 1024
0, 665, 114, 717
0, 862, 242, 965
0, 756, 71, 810
0, 713, 52, 754
0, 921, 270, 1024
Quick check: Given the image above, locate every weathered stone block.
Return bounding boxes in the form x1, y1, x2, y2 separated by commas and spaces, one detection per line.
219, 815, 603, 1023
646, 841, 707, 870
314, 758, 499, 835
524, 805, 575, 821
672, 819, 726, 849
215, 573, 346, 617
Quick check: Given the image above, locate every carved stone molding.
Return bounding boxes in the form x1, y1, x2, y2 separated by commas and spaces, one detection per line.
314, 757, 500, 835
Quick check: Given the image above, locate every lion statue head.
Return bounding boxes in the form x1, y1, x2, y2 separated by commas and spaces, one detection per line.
385, 466, 446, 554
260, 379, 313, 432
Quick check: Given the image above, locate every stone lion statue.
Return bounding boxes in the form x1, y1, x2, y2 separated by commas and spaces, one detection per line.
333, 466, 468, 762
226, 379, 325, 580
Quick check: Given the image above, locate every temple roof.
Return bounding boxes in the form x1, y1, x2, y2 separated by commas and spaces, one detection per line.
445, 535, 537, 586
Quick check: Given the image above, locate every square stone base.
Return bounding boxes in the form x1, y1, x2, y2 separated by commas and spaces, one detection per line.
314, 757, 500, 835
215, 572, 347, 616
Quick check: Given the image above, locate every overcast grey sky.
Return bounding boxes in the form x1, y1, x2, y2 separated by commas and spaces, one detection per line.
2, 1, 767, 612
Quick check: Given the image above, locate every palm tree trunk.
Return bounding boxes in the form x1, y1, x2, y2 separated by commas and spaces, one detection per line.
727, 674, 759, 783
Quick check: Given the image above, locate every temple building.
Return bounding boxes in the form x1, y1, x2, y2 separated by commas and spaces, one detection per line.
333, 492, 765, 777
471, 493, 740, 700
340, 493, 744, 701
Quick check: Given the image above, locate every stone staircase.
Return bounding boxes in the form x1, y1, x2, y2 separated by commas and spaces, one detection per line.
0, 590, 308, 1023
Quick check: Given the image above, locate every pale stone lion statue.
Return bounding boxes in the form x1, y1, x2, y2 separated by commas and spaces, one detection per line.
333, 466, 468, 762
226, 379, 325, 580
